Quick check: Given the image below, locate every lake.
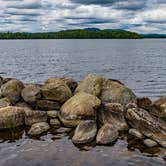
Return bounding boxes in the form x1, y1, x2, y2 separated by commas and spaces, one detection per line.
0, 39, 166, 166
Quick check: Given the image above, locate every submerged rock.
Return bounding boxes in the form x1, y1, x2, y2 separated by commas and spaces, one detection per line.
129, 128, 144, 139
0, 106, 25, 129
24, 110, 48, 126
126, 108, 166, 147
72, 120, 97, 144
0, 97, 11, 108
42, 79, 72, 103
28, 122, 50, 136
60, 92, 101, 127
98, 103, 128, 131
21, 84, 41, 104
143, 139, 158, 148
96, 123, 118, 145
75, 74, 103, 96
36, 100, 60, 111
1, 79, 24, 104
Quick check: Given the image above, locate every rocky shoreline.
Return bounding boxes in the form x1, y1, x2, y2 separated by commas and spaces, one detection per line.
0, 74, 165, 154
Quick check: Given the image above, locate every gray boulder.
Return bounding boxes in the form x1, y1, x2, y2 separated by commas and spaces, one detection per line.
72, 120, 97, 144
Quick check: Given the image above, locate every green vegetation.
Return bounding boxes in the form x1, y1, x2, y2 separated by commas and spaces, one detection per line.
0, 29, 142, 39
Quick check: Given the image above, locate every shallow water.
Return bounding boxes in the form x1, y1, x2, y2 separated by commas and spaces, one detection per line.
0, 39, 166, 166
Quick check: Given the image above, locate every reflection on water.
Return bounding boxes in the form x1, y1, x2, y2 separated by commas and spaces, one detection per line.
0, 129, 165, 166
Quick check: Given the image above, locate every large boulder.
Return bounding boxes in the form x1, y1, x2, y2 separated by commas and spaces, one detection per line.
98, 103, 128, 131
21, 84, 41, 104
42, 79, 72, 103
24, 110, 48, 126
75, 74, 136, 105
1, 79, 24, 103
28, 122, 50, 136
125, 108, 166, 147
96, 123, 119, 145
100, 78, 136, 105
75, 74, 103, 96
36, 99, 60, 111
72, 120, 97, 144
0, 106, 25, 129
60, 92, 101, 127
0, 97, 11, 108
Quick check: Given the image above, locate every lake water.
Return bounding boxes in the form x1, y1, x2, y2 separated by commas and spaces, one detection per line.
0, 39, 166, 166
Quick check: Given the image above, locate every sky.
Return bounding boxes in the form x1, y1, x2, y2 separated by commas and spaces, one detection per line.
0, 0, 166, 34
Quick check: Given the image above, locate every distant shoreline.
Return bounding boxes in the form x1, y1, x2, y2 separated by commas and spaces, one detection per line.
0, 29, 165, 39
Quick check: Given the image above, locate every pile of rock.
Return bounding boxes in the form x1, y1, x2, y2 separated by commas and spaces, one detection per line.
0, 74, 165, 149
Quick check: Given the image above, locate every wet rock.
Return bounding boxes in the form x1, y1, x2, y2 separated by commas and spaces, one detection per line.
47, 110, 59, 118
136, 97, 152, 110
1, 79, 24, 104
42, 79, 72, 103
0, 97, 11, 108
24, 110, 48, 126
36, 100, 60, 111
98, 103, 128, 131
2, 77, 13, 84
143, 139, 158, 148
72, 120, 97, 144
75, 74, 103, 96
0, 106, 25, 129
96, 124, 119, 145
28, 122, 50, 136
50, 119, 61, 127
126, 108, 166, 147
100, 78, 136, 105
60, 92, 101, 127
21, 84, 41, 104
129, 128, 144, 139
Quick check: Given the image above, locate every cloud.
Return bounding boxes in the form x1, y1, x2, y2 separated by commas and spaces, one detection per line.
0, 0, 165, 33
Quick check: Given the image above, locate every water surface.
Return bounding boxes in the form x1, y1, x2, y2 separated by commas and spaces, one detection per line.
0, 39, 166, 166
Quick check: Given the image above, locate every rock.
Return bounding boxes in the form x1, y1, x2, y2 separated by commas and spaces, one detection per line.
55, 127, 72, 133
15, 102, 33, 110
61, 78, 78, 92
150, 97, 166, 121
24, 110, 48, 126
28, 122, 50, 136
42, 79, 72, 103
129, 128, 144, 139
72, 120, 97, 144
47, 111, 59, 118
96, 124, 119, 145
21, 84, 41, 104
75, 74, 103, 96
50, 119, 61, 127
0, 106, 25, 129
126, 108, 166, 147
1, 79, 24, 103
0, 76, 3, 87
2, 77, 13, 84
136, 97, 152, 110
0, 98, 11, 108
100, 78, 136, 105
36, 100, 60, 111
60, 92, 101, 127
143, 139, 158, 148
125, 103, 138, 110
98, 103, 128, 131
